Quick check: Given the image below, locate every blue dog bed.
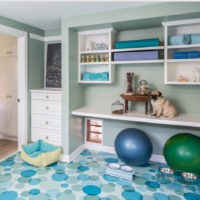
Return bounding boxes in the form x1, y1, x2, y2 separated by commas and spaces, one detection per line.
21, 140, 61, 167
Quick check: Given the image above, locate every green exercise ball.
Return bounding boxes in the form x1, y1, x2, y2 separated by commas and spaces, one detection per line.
164, 133, 200, 175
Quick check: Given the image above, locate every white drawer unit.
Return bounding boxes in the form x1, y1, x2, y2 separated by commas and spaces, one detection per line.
31, 89, 62, 146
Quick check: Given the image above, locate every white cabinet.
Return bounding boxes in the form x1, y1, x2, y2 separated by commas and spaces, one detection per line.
31, 89, 62, 146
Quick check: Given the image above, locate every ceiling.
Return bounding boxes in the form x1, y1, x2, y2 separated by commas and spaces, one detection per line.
0, 1, 157, 31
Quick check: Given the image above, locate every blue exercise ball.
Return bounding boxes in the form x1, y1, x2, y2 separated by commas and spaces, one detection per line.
114, 128, 153, 166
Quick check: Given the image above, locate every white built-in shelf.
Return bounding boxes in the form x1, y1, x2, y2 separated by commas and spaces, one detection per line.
78, 81, 111, 84
80, 62, 109, 65
72, 107, 200, 128
111, 60, 164, 64
167, 59, 200, 63
167, 44, 200, 49
80, 50, 109, 54
111, 46, 164, 52
166, 81, 200, 85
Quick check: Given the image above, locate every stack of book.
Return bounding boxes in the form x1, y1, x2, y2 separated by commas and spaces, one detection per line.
106, 163, 135, 181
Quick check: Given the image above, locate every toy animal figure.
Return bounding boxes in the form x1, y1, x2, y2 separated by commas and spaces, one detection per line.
151, 91, 178, 119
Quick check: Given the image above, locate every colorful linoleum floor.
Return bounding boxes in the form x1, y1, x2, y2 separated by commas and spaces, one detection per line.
0, 150, 199, 200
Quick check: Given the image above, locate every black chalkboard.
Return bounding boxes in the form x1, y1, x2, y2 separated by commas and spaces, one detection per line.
46, 43, 61, 88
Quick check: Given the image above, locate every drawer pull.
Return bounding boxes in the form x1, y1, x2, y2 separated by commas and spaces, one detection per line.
45, 121, 49, 125
45, 106, 49, 110
46, 95, 49, 99
46, 136, 49, 139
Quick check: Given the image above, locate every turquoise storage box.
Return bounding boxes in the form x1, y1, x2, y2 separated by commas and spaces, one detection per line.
21, 140, 61, 167
115, 38, 159, 49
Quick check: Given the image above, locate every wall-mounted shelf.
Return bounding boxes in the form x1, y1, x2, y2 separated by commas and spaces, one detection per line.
165, 81, 200, 85
163, 18, 200, 85
80, 62, 109, 65
167, 44, 200, 49
72, 106, 200, 128
111, 60, 164, 64
111, 46, 164, 52
80, 50, 109, 54
167, 59, 200, 63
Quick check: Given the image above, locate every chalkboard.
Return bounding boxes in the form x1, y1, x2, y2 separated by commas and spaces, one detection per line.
46, 43, 61, 88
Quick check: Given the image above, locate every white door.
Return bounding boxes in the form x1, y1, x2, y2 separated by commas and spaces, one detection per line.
0, 34, 18, 138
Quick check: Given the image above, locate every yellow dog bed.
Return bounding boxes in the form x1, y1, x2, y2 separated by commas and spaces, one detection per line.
21, 140, 61, 167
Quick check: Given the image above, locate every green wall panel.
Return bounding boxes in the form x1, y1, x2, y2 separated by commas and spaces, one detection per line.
62, 2, 200, 155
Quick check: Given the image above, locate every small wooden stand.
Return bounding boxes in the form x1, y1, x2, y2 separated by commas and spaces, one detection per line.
120, 94, 151, 114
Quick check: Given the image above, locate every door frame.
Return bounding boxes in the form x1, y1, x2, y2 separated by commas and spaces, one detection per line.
0, 24, 28, 150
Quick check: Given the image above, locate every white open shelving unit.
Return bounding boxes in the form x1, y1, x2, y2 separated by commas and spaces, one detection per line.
78, 18, 200, 85
78, 28, 114, 84
163, 18, 200, 85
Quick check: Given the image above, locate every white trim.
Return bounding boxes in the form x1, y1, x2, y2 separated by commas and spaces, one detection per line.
30, 33, 44, 41
162, 18, 200, 26
61, 142, 166, 164
61, 144, 85, 162
30, 33, 61, 42
0, 24, 28, 151
44, 35, 61, 42
85, 143, 166, 163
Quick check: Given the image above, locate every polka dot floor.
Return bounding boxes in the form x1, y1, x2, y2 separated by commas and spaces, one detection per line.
0, 149, 199, 200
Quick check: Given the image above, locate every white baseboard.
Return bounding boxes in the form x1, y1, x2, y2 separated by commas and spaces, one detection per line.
0, 133, 18, 142
61, 143, 85, 162
61, 142, 166, 164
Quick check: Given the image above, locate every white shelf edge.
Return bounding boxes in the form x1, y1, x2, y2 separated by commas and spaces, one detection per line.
167, 44, 200, 49
72, 107, 200, 128
111, 60, 164, 64
111, 46, 164, 52
80, 62, 109, 65
80, 50, 109, 54
167, 59, 200, 63
165, 81, 200, 85
78, 80, 111, 84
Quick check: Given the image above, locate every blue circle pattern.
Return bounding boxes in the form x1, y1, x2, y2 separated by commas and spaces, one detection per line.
184, 193, 200, 200
153, 193, 169, 200
78, 174, 90, 181
29, 189, 40, 195
80, 150, 92, 156
104, 158, 118, 163
21, 170, 36, 177
122, 190, 143, 200
146, 181, 160, 189
28, 178, 41, 185
52, 173, 68, 181
77, 166, 89, 171
0, 191, 18, 200
83, 185, 101, 195
0, 160, 14, 166
103, 174, 118, 182
61, 183, 68, 188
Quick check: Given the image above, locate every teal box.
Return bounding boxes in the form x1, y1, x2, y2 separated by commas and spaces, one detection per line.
115, 38, 159, 49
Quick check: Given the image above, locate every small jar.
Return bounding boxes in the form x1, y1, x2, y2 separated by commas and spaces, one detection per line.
111, 100, 124, 115
137, 80, 151, 96
95, 55, 100, 62
81, 55, 86, 63
100, 55, 105, 62
90, 55, 95, 62
105, 54, 109, 62
86, 55, 91, 63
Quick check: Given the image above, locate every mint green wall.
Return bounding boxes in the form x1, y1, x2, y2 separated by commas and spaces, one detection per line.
45, 29, 61, 37
62, 2, 200, 155
0, 16, 45, 141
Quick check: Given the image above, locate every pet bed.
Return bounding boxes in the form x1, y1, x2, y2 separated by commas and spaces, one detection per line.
21, 140, 61, 167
